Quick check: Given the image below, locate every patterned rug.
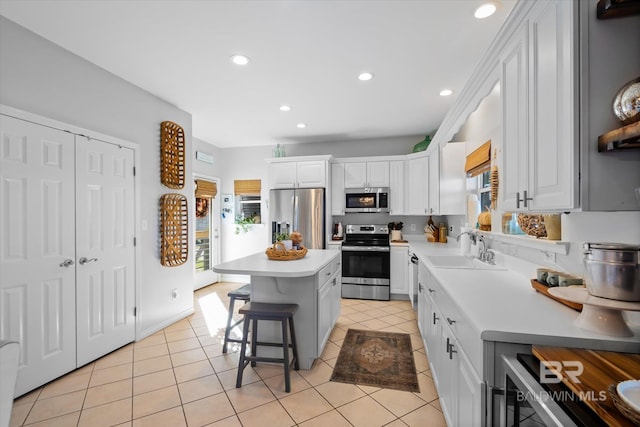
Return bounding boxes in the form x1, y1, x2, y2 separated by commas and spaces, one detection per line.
330, 329, 420, 392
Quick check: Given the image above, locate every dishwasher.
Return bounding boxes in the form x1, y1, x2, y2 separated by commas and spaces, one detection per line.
409, 252, 419, 309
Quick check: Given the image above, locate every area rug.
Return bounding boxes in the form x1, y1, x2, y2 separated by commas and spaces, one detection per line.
330, 329, 420, 392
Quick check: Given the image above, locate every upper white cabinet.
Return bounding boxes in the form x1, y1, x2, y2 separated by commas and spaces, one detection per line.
344, 161, 389, 188
389, 160, 405, 215
406, 154, 429, 215
439, 142, 466, 215
268, 157, 330, 189
331, 162, 345, 215
501, 0, 577, 211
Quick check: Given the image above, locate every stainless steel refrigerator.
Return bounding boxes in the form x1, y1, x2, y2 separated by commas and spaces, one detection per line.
269, 188, 325, 249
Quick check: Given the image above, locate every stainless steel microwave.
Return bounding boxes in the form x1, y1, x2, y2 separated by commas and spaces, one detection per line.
345, 188, 389, 213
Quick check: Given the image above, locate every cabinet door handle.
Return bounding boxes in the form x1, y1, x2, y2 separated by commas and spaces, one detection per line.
59, 259, 74, 267
446, 317, 456, 325
418, 283, 423, 292
428, 288, 435, 294
433, 313, 439, 324
449, 345, 457, 360
523, 190, 533, 208
446, 337, 451, 353
516, 192, 522, 209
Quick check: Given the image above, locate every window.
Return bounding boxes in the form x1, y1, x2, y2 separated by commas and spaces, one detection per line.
234, 179, 262, 226
194, 179, 217, 273
477, 170, 491, 212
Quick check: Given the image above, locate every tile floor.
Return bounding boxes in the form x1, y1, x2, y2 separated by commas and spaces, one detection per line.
9, 282, 445, 427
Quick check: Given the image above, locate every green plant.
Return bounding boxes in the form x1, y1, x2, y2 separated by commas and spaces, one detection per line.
275, 231, 290, 242
235, 215, 255, 234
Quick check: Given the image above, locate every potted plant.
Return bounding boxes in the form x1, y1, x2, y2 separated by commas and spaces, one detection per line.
235, 215, 255, 234
388, 222, 403, 241
275, 231, 292, 250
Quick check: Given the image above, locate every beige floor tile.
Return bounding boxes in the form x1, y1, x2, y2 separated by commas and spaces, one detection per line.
177, 374, 224, 403
206, 415, 242, 427
337, 395, 396, 427
237, 400, 295, 427
225, 381, 275, 413
413, 351, 430, 373
263, 371, 312, 399
77, 398, 132, 427
173, 359, 215, 383
197, 334, 221, 348
133, 369, 176, 396
39, 372, 91, 399
12, 388, 41, 406
217, 366, 261, 390
323, 357, 337, 368
401, 402, 447, 427
315, 380, 366, 407
209, 352, 243, 373
370, 388, 427, 417
89, 363, 133, 388
355, 384, 379, 395
24, 390, 86, 424
335, 316, 357, 327
328, 326, 348, 342
133, 343, 169, 362
168, 337, 202, 354
132, 406, 186, 427
203, 343, 225, 358
278, 388, 332, 424
413, 372, 439, 403
164, 318, 192, 333
346, 312, 374, 323
171, 347, 207, 367
132, 385, 181, 419
384, 419, 409, 427
396, 321, 419, 334
297, 360, 333, 387
182, 393, 235, 427
165, 328, 197, 343
378, 314, 405, 325
84, 378, 133, 409
298, 409, 352, 427
133, 355, 173, 377
94, 345, 134, 370
409, 334, 424, 351
395, 310, 417, 321
134, 334, 166, 349
359, 318, 394, 330
379, 325, 406, 334
320, 341, 341, 360
9, 402, 33, 427
23, 411, 80, 427
431, 398, 442, 411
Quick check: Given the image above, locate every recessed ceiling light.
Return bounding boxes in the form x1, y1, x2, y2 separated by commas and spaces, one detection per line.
474, 2, 497, 19
440, 89, 453, 97
230, 54, 250, 65
358, 72, 374, 81
297, 123, 307, 129
279, 105, 291, 112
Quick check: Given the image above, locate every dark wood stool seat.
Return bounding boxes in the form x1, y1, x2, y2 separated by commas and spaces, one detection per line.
222, 284, 251, 353
236, 302, 299, 392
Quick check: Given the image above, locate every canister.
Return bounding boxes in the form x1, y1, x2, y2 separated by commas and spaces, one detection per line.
583, 242, 640, 301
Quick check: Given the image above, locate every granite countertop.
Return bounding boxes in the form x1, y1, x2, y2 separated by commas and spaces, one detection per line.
213, 249, 340, 278
407, 237, 640, 353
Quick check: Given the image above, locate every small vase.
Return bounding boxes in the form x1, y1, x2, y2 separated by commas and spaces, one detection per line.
282, 240, 293, 250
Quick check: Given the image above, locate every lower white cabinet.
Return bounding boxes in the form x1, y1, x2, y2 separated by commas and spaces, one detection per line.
418, 261, 484, 427
390, 246, 408, 295
317, 259, 341, 352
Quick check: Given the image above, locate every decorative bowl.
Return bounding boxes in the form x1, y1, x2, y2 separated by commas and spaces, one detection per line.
613, 77, 640, 125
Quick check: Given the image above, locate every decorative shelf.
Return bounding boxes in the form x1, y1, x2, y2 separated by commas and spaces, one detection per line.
598, 121, 640, 152
477, 230, 570, 255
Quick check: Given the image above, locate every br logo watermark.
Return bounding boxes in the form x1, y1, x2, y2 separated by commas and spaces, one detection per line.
540, 360, 583, 384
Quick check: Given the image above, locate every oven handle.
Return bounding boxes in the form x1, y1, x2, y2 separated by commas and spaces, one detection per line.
501, 355, 578, 427
341, 246, 390, 252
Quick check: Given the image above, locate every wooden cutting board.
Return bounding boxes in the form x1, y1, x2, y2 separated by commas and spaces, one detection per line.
533, 345, 640, 426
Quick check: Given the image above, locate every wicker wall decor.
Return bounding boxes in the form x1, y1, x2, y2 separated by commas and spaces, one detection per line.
160, 121, 186, 189
159, 193, 189, 266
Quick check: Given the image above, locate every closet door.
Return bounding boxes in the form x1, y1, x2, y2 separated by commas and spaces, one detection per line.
0, 114, 77, 395
75, 139, 136, 366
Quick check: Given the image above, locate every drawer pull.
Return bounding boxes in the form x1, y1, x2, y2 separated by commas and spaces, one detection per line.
433, 313, 439, 324
428, 288, 435, 294
446, 317, 456, 325
449, 345, 457, 360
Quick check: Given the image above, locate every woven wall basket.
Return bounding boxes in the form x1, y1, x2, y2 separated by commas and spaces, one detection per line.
160, 121, 186, 189
159, 193, 188, 267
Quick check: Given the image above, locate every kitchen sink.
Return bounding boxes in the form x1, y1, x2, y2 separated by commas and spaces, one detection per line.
426, 255, 507, 270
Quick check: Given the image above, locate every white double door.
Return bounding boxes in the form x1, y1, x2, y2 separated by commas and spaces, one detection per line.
1, 114, 136, 396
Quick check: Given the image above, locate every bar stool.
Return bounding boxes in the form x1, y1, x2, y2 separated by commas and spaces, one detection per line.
222, 284, 251, 353
236, 302, 299, 392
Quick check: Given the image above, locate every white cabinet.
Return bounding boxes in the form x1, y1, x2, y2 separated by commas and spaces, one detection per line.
390, 246, 408, 296
331, 163, 345, 215
406, 155, 429, 215
269, 159, 327, 189
344, 161, 389, 188
389, 160, 405, 215
501, 0, 577, 211
327, 241, 342, 251
428, 152, 440, 215
317, 258, 341, 353
439, 143, 466, 215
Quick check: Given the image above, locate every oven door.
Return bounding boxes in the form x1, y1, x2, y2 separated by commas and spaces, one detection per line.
341, 246, 390, 285
502, 355, 578, 427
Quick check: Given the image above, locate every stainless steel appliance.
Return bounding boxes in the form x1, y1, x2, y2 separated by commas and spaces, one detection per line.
341, 224, 390, 300
270, 188, 325, 249
583, 242, 640, 301
345, 187, 389, 213
501, 354, 602, 426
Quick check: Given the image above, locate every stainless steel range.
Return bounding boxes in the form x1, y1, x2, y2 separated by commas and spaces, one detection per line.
341, 224, 390, 301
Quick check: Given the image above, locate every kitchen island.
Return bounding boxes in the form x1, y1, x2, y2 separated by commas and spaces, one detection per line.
213, 249, 341, 369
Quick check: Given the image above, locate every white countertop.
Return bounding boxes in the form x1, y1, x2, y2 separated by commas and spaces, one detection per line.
213, 249, 340, 277
406, 237, 640, 353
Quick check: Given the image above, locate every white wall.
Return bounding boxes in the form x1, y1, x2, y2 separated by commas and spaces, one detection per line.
284, 135, 421, 158
0, 17, 195, 338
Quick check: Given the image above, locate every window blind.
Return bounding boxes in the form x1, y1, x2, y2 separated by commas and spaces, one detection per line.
465, 140, 491, 177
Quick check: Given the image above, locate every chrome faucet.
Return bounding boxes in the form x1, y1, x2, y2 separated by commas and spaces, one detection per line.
476, 235, 496, 265
456, 230, 476, 244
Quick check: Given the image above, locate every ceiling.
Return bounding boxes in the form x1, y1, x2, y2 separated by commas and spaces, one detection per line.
0, 0, 515, 148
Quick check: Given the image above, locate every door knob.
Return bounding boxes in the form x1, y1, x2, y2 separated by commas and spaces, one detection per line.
79, 257, 98, 265
59, 259, 74, 267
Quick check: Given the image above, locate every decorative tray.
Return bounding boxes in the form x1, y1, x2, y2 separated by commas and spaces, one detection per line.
265, 243, 308, 261
609, 383, 640, 425
530, 279, 583, 311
